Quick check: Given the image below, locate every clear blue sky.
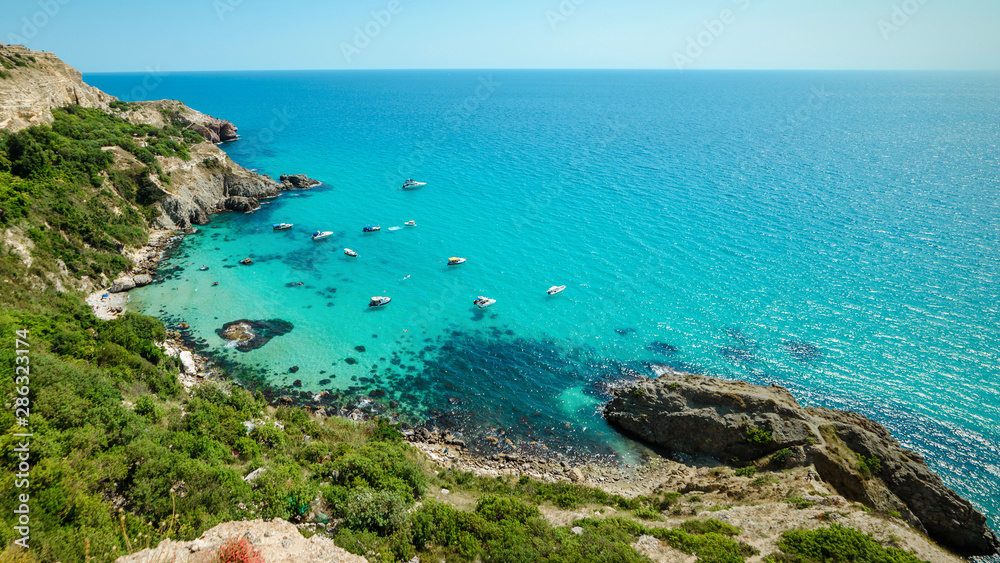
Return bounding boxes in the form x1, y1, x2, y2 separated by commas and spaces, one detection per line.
2, 0, 998, 72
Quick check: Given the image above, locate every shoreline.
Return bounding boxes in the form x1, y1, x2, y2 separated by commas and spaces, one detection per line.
84, 228, 181, 321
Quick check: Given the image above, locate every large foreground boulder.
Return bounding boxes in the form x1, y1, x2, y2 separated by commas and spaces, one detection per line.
115, 518, 364, 562
604, 368, 1000, 557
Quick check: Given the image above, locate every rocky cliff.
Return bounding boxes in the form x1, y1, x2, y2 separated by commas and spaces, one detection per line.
0, 44, 116, 130
148, 140, 282, 229
0, 47, 316, 232
604, 367, 1000, 556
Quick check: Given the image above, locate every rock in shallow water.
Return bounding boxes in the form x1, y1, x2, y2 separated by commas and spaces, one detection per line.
215, 319, 293, 352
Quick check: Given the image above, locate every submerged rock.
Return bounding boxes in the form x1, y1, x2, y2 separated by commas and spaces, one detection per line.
604, 368, 1000, 556
215, 319, 293, 352
782, 339, 823, 360
645, 341, 677, 355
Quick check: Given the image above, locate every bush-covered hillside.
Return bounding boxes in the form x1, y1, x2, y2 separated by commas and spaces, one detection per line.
0, 105, 201, 283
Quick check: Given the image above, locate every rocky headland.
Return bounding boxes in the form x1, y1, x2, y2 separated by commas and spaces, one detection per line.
603, 367, 1000, 556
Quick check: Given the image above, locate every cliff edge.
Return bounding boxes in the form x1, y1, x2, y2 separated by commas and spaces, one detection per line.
604, 367, 1000, 556
0, 46, 313, 233
0, 44, 115, 130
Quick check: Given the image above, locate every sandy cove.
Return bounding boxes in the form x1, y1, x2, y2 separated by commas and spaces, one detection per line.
85, 228, 179, 321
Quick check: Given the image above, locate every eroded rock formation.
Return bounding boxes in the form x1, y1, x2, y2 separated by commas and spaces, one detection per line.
604, 368, 1000, 556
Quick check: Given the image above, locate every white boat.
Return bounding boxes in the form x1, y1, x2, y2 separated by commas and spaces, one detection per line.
344, 248, 358, 257
448, 257, 467, 266
405, 221, 416, 226
369, 296, 392, 307
272, 223, 293, 230
474, 296, 496, 309
400, 179, 426, 190
547, 285, 567, 295
312, 231, 333, 240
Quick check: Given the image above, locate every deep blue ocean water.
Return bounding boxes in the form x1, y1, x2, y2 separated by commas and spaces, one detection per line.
86, 70, 1000, 526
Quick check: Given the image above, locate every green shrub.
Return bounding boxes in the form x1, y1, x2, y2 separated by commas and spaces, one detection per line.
411, 500, 486, 560
369, 418, 402, 442
331, 441, 427, 501
735, 465, 757, 477
475, 495, 540, 524
659, 491, 684, 508
743, 423, 775, 445
856, 454, 882, 479
679, 519, 740, 536
632, 505, 663, 521
752, 475, 779, 487
777, 525, 929, 563
134, 394, 161, 423
788, 497, 816, 509
344, 488, 411, 534
771, 448, 794, 466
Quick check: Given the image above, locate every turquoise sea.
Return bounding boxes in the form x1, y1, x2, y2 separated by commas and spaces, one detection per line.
86, 70, 1000, 526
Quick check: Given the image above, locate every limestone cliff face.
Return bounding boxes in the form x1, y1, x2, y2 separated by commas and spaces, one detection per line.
0, 47, 287, 232
152, 142, 281, 230
604, 368, 1000, 556
0, 44, 116, 130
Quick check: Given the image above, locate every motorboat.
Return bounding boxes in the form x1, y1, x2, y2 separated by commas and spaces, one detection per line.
400, 179, 426, 190
448, 257, 467, 266
547, 285, 567, 295
239, 258, 253, 265
474, 296, 496, 309
312, 231, 333, 240
363, 225, 381, 233
405, 221, 416, 226
369, 296, 392, 307
199, 265, 209, 271
273, 223, 293, 230
344, 248, 358, 257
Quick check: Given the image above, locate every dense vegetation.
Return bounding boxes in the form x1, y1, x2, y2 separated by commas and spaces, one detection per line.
0, 105, 936, 562
772, 525, 929, 563
0, 105, 204, 281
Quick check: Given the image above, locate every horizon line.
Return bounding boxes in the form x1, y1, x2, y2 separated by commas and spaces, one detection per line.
81, 67, 1000, 74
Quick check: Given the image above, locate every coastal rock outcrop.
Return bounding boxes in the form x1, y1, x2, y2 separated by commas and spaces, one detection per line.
279, 174, 321, 190
150, 143, 281, 229
604, 368, 1000, 556
223, 196, 259, 213
188, 116, 239, 143
108, 273, 155, 293
216, 319, 294, 352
